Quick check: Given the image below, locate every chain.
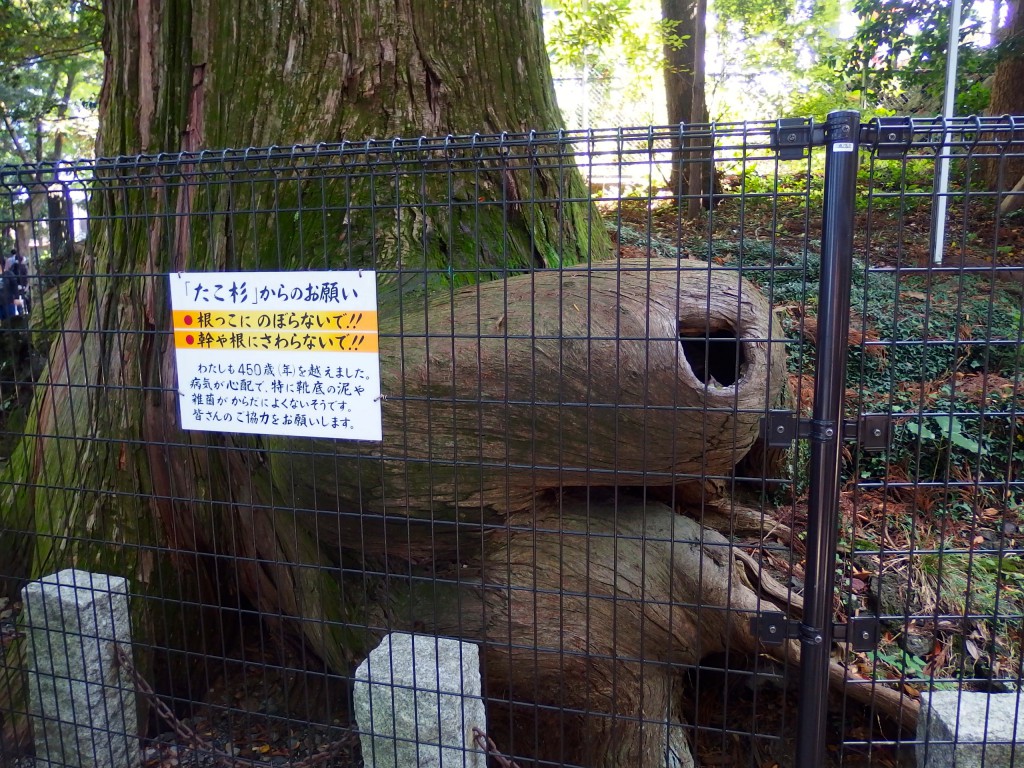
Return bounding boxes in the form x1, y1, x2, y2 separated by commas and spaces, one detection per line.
116, 645, 517, 767
472, 727, 522, 768
114, 644, 356, 767
114, 644, 218, 755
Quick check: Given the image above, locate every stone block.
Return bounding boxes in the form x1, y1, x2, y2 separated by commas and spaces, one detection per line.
353, 632, 486, 768
22, 569, 139, 768
918, 690, 1024, 767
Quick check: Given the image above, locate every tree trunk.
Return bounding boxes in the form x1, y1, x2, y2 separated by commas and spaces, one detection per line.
661, 0, 711, 217
987, 0, 1024, 190
45, 192, 73, 263
0, 2, 796, 764
2, 0, 608, 712
376, 497, 775, 768
286, 259, 786, 561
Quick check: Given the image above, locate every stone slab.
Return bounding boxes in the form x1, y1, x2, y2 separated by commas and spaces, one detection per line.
22, 569, 139, 768
918, 690, 1024, 767
353, 632, 486, 768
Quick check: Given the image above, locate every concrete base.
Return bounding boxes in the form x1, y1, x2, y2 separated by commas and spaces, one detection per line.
22, 570, 139, 768
353, 633, 487, 768
918, 690, 1024, 767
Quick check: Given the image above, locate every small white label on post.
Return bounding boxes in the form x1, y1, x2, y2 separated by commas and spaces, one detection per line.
169, 271, 382, 441
833, 142, 855, 153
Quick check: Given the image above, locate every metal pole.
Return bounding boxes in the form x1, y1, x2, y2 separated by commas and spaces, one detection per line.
931, 0, 964, 265
795, 109, 860, 768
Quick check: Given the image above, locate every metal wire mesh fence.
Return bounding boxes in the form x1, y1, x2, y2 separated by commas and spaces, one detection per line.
838, 116, 1024, 766
553, 75, 666, 131
0, 113, 1021, 768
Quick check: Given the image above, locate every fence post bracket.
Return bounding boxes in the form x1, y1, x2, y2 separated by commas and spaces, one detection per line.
750, 611, 800, 645
864, 116, 914, 158
760, 411, 891, 452
842, 413, 891, 452
751, 612, 879, 653
771, 118, 827, 160
832, 615, 880, 652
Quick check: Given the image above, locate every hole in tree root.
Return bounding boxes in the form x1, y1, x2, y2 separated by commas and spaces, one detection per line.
678, 325, 746, 388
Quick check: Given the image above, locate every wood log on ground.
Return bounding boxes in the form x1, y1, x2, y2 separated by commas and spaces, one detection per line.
452, 500, 917, 767
377, 496, 773, 768
275, 258, 787, 560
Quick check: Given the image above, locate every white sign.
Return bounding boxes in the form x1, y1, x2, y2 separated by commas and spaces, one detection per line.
833, 141, 855, 153
169, 271, 382, 441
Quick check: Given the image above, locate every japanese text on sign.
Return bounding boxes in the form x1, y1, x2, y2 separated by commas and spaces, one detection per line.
169, 271, 382, 441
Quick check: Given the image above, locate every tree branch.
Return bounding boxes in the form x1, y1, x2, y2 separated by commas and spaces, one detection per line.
999, 171, 1024, 214
50, 67, 79, 161
0, 107, 32, 165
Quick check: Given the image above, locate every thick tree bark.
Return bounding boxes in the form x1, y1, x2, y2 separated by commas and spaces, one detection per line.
2, 0, 608, 711
1, 2, 797, 764
375, 497, 774, 768
5, 1, 606, 575
286, 259, 786, 561
480, 501, 763, 768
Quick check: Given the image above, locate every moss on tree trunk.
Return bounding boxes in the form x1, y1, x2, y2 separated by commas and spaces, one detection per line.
2, 0, 608, 700
0, 1, 803, 764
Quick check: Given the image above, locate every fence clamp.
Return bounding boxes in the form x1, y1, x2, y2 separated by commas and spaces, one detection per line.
751, 612, 880, 652
751, 611, 800, 645
842, 413, 892, 453
866, 117, 913, 159
761, 411, 891, 452
833, 615, 880, 652
771, 118, 826, 160
761, 410, 800, 447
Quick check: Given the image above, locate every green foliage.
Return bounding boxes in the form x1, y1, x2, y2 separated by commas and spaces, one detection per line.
544, 0, 695, 127
784, 81, 865, 122
866, 645, 930, 680
702, 235, 821, 307
919, 550, 1024, 626
546, 0, 676, 75
835, 0, 997, 114
708, 0, 849, 119
858, 385, 1024, 498
607, 218, 681, 259
546, 0, 631, 70
860, 157, 937, 193
0, 1, 103, 165
957, 79, 993, 115
844, 267, 1023, 504
858, 272, 1023, 386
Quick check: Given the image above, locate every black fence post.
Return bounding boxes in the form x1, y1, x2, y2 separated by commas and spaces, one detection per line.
795, 109, 861, 768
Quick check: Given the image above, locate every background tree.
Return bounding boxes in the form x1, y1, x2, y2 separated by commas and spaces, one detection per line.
721, 0, 850, 115
986, 0, 1024, 191
661, 0, 708, 217
840, 0, 1022, 191
545, 0, 679, 129
839, 0, 995, 115
0, 1, 101, 262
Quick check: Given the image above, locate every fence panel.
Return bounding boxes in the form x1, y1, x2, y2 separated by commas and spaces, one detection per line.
0, 115, 1020, 767
835, 117, 1024, 766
